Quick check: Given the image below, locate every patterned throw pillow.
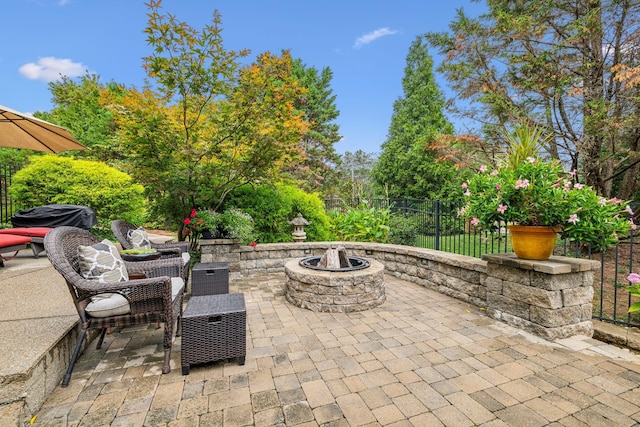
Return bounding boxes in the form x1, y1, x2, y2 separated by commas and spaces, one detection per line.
127, 227, 151, 249
78, 239, 129, 282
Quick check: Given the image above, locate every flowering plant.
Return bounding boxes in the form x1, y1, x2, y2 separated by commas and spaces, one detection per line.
183, 208, 256, 245
460, 157, 635, 252
628, 273, 640, 313
183, 209, 220, 237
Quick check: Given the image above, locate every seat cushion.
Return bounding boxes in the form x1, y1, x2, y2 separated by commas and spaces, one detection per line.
86, 277, 183, 319
78, 239, 129, 282
0, 227, 53, 238
171, 277, 185, 300
0, 234, 32, 248
127, 227, 151, 249
85, 293, 130, 318
182, 251, 191, 266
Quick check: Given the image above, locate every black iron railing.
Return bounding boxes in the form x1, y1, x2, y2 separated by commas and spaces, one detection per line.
0, 163, 21, 225
326, 197, 640, 328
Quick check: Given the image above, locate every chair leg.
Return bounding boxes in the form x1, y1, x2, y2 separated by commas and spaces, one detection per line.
96, 328, 108, 349
162, 348, 171, 374
62, 328, 87, 387
176, 315, 182, 337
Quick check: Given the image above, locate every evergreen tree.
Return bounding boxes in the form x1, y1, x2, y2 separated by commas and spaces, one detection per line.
371, 36, 459, 199
285, 57, 342, 195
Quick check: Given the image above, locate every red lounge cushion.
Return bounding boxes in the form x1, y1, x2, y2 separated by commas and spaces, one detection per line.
0, 234, 32, 247
0, 227, 53, 238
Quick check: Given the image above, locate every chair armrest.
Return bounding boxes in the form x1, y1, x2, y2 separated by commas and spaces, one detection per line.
152, 241, 190, 253
156, 247, 181, 258
125, 256, 184, 280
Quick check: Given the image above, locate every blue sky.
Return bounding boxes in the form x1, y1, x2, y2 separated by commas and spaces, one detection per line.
3, 0, 486, 155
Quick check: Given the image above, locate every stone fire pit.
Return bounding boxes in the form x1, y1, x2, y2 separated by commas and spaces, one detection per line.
284, 247, 385, 312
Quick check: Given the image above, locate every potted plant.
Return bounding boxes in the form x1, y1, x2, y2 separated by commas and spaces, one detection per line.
460, 125, 635, 259
183, 209, 220, 241
218, 208, 257, 245
183, 208, 257, 246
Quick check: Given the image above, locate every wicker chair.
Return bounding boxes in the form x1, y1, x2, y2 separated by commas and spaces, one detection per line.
44, 226, 185, 387
111, 220, 191, 282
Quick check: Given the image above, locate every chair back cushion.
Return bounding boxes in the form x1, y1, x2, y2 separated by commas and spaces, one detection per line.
78, 239, 129, 282
127, 227, 151, 249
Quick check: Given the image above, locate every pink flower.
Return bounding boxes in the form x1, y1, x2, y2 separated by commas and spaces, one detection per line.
464, 190, 471, 197
250, 241, 257, 248
491, 169, 499, 176
526, 157, 536, 163
470, 217, 480, 227
514, 179, 529, 190
628, 273, 640, 285
461, 182, 468, 189
573, 183, 584, 190
190, 208, 197, 218
568, 169, 577, 178
495, 184, 501, 190
479, 165, 488, 173
184, 218, 191, 225
497, 204, 508, 214
625, 205, 634, 215
568, 214, 579, 224
609, 197, 619, 204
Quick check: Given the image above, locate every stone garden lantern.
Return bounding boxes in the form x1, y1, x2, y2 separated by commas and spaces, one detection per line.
289, 212, 310, 242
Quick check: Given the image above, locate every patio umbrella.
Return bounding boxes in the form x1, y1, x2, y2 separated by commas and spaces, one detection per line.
0, 104, 87, 153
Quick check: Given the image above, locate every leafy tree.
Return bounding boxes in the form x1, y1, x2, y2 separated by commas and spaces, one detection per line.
371, 36, 459, 199
103, 1, 309, 235
333, 150, 377, 200
426, 0, 640, 198
283, 57, 342, 195
38, 72, 123, 162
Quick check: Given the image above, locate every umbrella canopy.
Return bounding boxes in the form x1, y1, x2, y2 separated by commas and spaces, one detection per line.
0, 104, 87, 153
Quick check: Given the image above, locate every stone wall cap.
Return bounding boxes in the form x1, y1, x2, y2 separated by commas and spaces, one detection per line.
482, 253, 600, 274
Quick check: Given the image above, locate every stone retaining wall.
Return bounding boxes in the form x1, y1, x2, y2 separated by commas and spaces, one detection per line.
201, 240, 487, 307
201, 240, 600, 341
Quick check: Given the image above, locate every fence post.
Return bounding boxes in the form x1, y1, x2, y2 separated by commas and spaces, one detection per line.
434, 200, 441, 251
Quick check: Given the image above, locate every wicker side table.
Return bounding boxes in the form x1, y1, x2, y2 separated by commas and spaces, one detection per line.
181, 293, 246, 375
191, 262, 229, 295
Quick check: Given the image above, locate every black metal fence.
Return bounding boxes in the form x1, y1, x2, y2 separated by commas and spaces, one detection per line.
0, 163, 21, 225
326, 197, 640, 328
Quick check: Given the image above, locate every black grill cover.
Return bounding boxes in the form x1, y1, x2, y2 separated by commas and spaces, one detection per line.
11, 204, 97, 229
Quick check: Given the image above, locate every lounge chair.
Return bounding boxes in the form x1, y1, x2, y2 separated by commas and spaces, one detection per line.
0, 234, 32, 267
111, 220, 191, 282
0, 227, 52, 257
44, 226, 185, 387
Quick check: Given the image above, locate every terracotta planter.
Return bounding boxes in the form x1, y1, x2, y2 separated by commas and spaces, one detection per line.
507, 225, 558, 260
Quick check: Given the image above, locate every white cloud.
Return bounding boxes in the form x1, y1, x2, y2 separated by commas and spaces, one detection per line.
353, 27, 399, 49
18, 57, 86, 83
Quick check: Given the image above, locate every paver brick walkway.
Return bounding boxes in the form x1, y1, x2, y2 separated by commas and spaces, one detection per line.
34, 273, 640, 426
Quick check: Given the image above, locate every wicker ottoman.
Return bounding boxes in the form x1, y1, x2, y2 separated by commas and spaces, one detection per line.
191, 262, 229, 295
181, 293, 246, 375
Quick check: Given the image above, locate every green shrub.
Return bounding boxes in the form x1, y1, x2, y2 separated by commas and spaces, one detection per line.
331, 204, 390, 242
9, 155, 145, 236
223, 183, 333, 243
387, 213, 420, 245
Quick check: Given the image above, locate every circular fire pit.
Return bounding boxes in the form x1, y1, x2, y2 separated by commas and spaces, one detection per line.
299, 255, 371, 271
284, 257, 385, 313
